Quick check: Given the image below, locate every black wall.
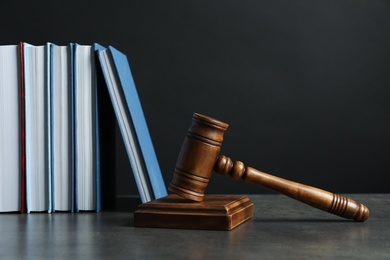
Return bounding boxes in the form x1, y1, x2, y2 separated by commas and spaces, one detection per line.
3, 1, 389, 201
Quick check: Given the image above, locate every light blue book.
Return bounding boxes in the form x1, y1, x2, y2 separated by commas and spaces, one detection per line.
97, 46, 167, 203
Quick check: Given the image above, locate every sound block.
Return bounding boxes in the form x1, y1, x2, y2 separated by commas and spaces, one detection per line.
134, 194, 254, 230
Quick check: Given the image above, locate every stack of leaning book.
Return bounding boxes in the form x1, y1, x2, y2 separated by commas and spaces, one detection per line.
0, 43, 167, 213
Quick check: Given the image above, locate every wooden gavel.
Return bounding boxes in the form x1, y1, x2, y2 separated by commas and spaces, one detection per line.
169, 113, 369, 222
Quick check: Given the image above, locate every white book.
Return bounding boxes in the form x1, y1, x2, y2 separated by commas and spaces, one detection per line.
49, 43, 72, 211
73, 44, 100, 211
0, 45, 22, 212
23, 43, 50, 213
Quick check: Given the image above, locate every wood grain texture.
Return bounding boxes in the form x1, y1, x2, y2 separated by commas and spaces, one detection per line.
168, 113, 370, 222
134, 194, 254, 230
215, 156, 369, 222
169, 113, 229, 201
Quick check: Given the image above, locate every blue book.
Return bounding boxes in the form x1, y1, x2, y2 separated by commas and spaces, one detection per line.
93, 43, 105, 212
97, 46, 167, 203
72, 43, 101, 212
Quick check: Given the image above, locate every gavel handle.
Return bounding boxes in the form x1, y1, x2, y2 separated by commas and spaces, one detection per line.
215, 156, 369, 222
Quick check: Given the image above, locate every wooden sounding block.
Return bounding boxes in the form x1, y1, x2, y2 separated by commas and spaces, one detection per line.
134, 194, 254, 230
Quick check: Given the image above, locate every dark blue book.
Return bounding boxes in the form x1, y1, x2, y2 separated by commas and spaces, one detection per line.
93, 43, 105, 212
97, 46, 167, 203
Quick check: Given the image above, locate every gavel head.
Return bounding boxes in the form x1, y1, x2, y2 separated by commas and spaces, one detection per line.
168, 113, 229, 201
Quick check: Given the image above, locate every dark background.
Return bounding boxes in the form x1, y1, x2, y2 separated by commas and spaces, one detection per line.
2, 1, 389, 206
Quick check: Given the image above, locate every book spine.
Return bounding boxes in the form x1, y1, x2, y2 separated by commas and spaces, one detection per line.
93, 44, 102, 212
47, 43, 53, 213
19, 42, 26, 214
70, 43, 76, 213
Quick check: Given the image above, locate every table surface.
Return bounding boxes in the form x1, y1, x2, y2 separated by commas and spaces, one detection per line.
1, 194, 388, 259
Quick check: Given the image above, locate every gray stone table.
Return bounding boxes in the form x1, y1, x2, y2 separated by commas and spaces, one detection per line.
0, 194, 388, 259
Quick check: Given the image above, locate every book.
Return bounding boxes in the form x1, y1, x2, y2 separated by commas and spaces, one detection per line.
94, 44, 117, 210
49, 43, 73, 212
19, 42, 26, 213
2, 42, 165, 212
93, 43, 106, 211
97, 46, 167, 203
72, 43, 101, 212
23, 43, 51, 213
0, 44, 23, 212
